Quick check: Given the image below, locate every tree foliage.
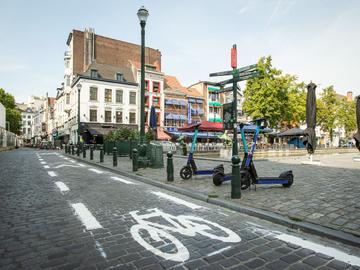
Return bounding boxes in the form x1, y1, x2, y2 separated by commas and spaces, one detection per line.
316, 86, 338, 142
336, 98, 356, 138
0, 88, 22, 134
105, 127, 139, 142
243, 56, 306, 129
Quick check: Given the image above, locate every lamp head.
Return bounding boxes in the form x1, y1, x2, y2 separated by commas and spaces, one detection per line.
137, 6, 149, 23
77, 83, 82, 92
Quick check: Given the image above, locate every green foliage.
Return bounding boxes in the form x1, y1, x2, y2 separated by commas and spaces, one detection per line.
0, 88, 22, 134
145, 129, 155, 141
105, 127, 139, 142
243, 56, 306, 129
336, 98, 356, 138
317, 86, 338, 142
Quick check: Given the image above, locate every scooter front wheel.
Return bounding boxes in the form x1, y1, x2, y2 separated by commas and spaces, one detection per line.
180, 166, 192, 180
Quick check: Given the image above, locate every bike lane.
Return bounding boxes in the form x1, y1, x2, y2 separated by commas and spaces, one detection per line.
39, 151, 360, 270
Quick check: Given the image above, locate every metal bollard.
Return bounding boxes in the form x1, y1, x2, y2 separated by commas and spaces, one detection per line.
90, 145, 94, 160
71, 145, 75, 155
166, 151, 174, 182
113, 147, 117, 167
83, 146, 86, 158
132, 149, 138, 171
100, 146, 104, 163
77, 145, 80, 156
231, 155, 241, 199
65, 145, 67, 154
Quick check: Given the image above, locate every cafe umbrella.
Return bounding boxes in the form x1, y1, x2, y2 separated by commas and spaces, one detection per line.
302, 82, 317, 160
149, 105, 157, 140
354, 95, 360, 151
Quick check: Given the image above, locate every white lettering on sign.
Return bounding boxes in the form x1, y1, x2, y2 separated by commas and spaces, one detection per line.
130, 208, 241, 262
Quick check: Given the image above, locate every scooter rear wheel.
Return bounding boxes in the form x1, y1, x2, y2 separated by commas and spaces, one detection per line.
282, 172, 294, 187
212, 172, 224, 186
180, 166, 192, 180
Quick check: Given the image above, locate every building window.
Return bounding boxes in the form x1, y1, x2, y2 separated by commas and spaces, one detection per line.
27, 128, 31, 134
105, 110, 112, 123
145, 80, 149, 91
65, 60, 70, 68
66, 75, 70, 86
116, 73, 123, 81
105, 89, 112, 103
116, 90, 123, 103
91, 69, 98, 78
66, 93, 70, 104
27, 115, 31, 119
145, 96, 149, 107
209, 92, 220, 101
22, 115, 26, 119
23, 128, 26, 134
129, 92, 136, 105
153, 97, 160, 108
129, 112, 136, 124
116, 111, 123, 123
27, 121, 31, 126
90, 87, 98, 101
153, 81, 160, 92
90, 109, 97, 122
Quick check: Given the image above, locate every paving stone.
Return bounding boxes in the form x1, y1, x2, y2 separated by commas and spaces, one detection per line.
265, 260, 289, 270
280, 254, 302, 264
244, 258, 266, 268
185, 259, 207, 269
327, 259, 351, 269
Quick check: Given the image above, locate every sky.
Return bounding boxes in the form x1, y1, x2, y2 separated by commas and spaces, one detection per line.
0, 0, 359, 103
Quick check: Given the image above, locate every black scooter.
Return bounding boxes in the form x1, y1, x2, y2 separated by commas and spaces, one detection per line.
213, 119, 293, 189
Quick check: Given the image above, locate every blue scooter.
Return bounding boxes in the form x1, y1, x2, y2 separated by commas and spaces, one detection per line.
180, 124, 216, 180
213, 119, 294, 189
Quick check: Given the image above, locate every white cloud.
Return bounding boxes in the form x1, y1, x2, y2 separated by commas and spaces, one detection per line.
0, 63, 26, 72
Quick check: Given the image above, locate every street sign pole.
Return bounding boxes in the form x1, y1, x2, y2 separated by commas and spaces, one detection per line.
231, 45, 238, 157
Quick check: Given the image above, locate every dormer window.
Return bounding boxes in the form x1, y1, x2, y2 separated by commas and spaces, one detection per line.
116, 73, 124, 81
91, 69, 98, 78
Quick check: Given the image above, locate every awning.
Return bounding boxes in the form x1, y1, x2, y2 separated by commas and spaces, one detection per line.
208, 118, 223, 123
156, 127, 171, 140
165, 99, 173, 105
209, 101, 222, 107
87, 128, 103, 135
165, 113, 174, 120
178, 121, 224, 132
277, 128, 305, 137
165, 131, 222, 139
196, 99, 203, 104
208, 87, 221, 92
237, 125, 273, 133
188, 98, 196, 103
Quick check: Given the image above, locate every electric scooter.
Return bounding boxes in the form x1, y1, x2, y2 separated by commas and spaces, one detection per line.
213, 119, 294, 189
180, 124, 217, 180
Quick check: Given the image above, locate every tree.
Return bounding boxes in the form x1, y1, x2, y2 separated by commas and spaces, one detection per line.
0, 88, 22, 134
336, 98, 356, 138
317, 86, 338, 142
243, 56, 306, 129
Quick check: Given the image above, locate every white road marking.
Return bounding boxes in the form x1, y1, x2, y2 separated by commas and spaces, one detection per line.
78, 163, 86, 167
40, 161, 46, 164
88, 231, 107, 259
276, 234, 360, 266
89, 168, 103, 174
248, 223, 360, 266
207, 246, 232, 257
63, 157, 69, 160
55, 181, 70, 193
69, 160, 76, 163
218, 212, 229, 217
111, 176, 135, 185
71, 203, 102, 230
48, 171, 57, 177
151, 191, 202, 210
44, 165, 50, 169
54, 164, 80, 169
38, 159, 43, 161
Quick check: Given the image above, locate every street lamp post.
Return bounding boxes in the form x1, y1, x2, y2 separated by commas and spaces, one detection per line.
77, 83, 82, 146
137, 6, 149, 167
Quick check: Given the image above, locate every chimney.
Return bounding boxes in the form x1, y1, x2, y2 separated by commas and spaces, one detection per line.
347, 91, 353, 102
84, 28, 95, 72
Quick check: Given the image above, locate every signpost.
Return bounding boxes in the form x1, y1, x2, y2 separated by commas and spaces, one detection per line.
209, 44, 259, 199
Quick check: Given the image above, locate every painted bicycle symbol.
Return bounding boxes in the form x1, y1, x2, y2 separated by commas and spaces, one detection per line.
130, 208, 241, 262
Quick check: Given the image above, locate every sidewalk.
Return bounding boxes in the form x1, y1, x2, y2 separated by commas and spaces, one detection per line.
67, 149, 360, 244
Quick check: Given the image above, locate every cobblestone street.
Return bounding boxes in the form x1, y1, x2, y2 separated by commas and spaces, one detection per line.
1, 148, 360, 269
77, 149, 360, 238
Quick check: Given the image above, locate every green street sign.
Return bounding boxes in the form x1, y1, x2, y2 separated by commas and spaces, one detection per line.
217, 71, 260, 86
223, 102, 234, 130
209, 64, 257, 77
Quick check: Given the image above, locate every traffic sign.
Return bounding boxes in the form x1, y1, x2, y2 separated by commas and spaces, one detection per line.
216, 71, 260, 86
209, 64, 257, 77
231, 45, 237, 69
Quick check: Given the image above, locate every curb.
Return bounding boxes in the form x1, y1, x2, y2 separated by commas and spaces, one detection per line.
171, 154, 269, 163
67, 153, 360, 248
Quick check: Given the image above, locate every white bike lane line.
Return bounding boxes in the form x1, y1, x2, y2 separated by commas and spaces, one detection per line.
151, 191, 203, 210
248, 222, 360, 267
